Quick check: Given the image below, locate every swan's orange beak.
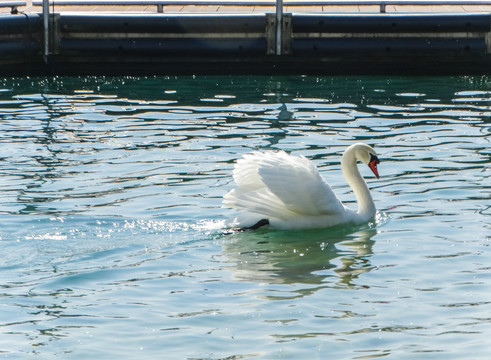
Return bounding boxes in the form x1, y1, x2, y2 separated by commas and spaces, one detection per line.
368, 154, 380, 179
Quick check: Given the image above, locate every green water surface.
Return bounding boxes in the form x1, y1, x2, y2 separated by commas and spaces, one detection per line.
0, 75, 489, 359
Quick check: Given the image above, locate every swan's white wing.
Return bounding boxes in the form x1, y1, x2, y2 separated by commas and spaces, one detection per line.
257, 152, 345, 216
231, 151, 270, 191
223, 150, 346, 225
223, 151, 289, 217
223, 187, 295, 218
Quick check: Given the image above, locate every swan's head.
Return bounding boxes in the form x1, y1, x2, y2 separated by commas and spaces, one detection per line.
350, 143, 380, 179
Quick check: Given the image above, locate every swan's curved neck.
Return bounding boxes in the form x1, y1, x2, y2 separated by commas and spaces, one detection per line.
341, 149, 376, 219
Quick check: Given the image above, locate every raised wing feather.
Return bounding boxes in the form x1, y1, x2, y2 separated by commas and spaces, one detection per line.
257, 152, 345, 216
223, 187, 295, 218
232, 151, 270, 191
224, 151, 296, 219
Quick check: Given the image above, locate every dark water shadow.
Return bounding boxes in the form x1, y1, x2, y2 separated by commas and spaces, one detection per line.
221, 223, 377, 288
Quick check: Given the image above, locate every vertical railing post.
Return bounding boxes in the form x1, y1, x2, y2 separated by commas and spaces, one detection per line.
275, 0, 283, 55
43, 0, 50, 62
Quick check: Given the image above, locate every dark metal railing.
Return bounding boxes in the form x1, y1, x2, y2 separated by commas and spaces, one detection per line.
28, 0, 491, 62
0, 1, 26, 14
30, 0, 491, 14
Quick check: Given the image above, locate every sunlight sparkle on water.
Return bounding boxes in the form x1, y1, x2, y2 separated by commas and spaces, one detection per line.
0, 75, 489, 359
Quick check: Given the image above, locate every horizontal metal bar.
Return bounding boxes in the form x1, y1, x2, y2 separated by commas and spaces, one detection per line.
0, 13, 42, 34
59, 38, 267, 55
293, 13, 491, 32
0, 2, 26, 7
30, 0, 273, 5
62, 32, 266, 38
0, 1, 26, 13
294, 32, 487, 38
28, 0, 491, 7
58, 14, 266, 33
291, 37, 487, 53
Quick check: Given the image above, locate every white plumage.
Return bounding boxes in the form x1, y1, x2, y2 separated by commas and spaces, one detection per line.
223, 143, 380, 230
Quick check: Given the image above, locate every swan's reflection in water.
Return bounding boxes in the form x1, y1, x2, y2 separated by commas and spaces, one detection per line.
222, 225, 376, 288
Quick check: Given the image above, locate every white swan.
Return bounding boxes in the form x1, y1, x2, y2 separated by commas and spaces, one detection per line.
223, 143, 380, 230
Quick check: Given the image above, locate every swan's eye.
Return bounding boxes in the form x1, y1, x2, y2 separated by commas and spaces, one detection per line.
369, 153, 380, 165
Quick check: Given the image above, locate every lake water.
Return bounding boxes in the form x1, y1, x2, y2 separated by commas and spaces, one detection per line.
0, 75, 489, 359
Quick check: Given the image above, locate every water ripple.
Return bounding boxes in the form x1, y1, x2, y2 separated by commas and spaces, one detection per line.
0, 75, 490, 359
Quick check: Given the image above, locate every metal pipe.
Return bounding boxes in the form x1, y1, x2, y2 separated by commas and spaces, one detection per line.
43, 0, 49, 62
30, 0, 491, 6
275, 0, 282, 55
